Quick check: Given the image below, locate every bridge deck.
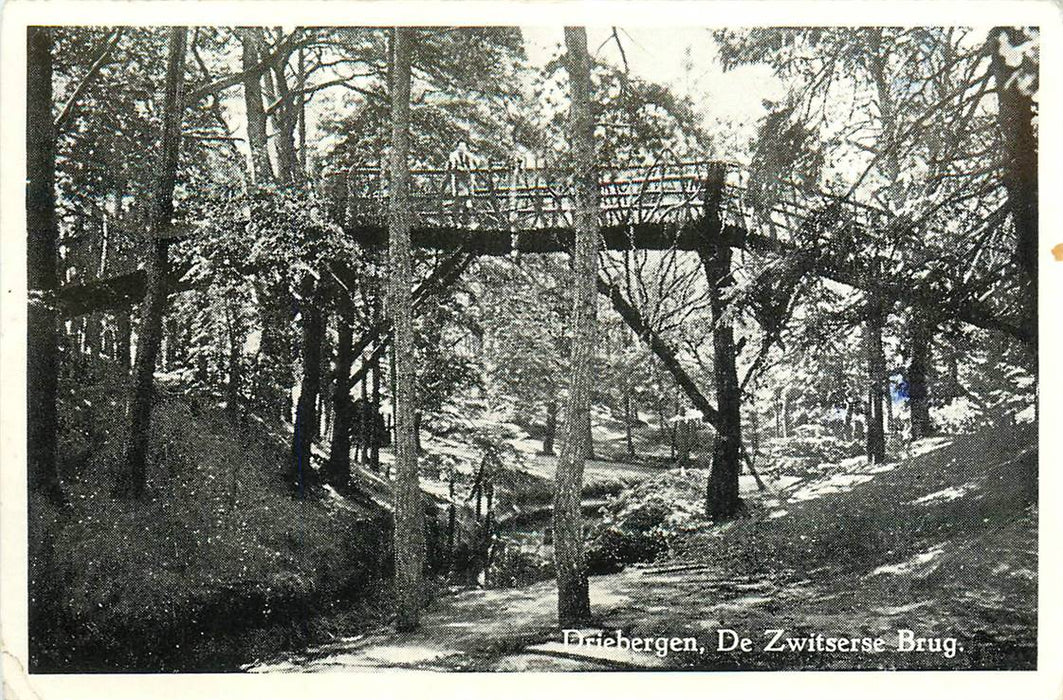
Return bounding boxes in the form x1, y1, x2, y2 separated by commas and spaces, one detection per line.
325, 159, 894, 254
55, 158, 1023, 343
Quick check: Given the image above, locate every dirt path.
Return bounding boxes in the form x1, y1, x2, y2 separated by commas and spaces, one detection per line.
250, 429, 1036, 672
250, 545, 1033, 672
247, 566, 731, 672
245, 562, 946, 672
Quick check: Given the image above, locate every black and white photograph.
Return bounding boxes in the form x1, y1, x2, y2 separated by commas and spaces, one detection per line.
2, 2, 1060, 696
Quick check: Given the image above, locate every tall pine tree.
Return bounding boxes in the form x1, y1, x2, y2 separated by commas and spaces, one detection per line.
553, 26, 596, 626
116, 27, 187, 499
389, 26, 425, 633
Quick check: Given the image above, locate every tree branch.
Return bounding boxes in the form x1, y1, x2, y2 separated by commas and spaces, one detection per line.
597, 273, 723, 430
181, 30, 304, 107
264, 75, 372, 115
54, 28, 123, 132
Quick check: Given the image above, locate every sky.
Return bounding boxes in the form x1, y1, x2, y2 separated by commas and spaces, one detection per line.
254, 27, 787, 172
520, 26, 784, 147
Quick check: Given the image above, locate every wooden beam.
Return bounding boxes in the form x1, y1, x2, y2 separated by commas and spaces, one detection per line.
343, 218, 1029, 347
343, 221, 748, 255
56, 262, 194, 317
60, 216, 1029, 348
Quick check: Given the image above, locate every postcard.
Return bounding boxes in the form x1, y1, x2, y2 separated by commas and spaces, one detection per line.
1, 2, 1060, 698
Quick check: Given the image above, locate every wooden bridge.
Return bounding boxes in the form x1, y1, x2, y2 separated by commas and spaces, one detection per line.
315, 154, 1025, 345
324, 157, 896, 256
57, 154, 1027, 346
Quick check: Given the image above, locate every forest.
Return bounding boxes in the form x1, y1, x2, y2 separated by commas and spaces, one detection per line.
25, 24, 1038, 672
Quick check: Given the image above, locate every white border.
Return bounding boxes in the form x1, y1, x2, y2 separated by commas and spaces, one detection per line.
2, 3, 1061, 699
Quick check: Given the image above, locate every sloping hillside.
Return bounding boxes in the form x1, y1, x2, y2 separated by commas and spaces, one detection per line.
34, 389, 393, 671
644, 423, 1038, 669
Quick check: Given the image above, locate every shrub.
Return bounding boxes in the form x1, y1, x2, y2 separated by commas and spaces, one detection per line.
487, 543, 554, 588
585, 471, 704, 574
585, 504, 671, 574
763, 426, 862, 476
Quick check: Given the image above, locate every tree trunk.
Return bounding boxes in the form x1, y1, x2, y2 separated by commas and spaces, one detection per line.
358, 372, 370, 464
83, 314, 99, 359
289, 276, 324, 496
885, 374, 894, 433
749, 394, 760, 461
865, 305, 887, 463
475, 476, 483, 519
741, 444, 768, 491
780, 387, 790, 439
159, 322, 170, 371
699, 164, 743, 521
624, 385, 636, 457
387, 342, 397, 480
297, 47, 308, 174
908, 310, 934, 440
370, 345, 382, 471
326, 298, 356, 487
676, 419, 692, 470
116, 27, 187, 499
26, 27, 63, 504
413, 411, 422, 455
483, 481, 495, 583
271, 41, 299, 184
446, 471, 456, 565
585, 413, 595, 461
225, 299, 243, 419
351, 396, 363, 466
656, 392, 667, 440
319, 390, 331, 441
989, 27, 1038, 348
389, 27, 425, 633
553, 26, 596, 627
115, 310, 132, 372
238, 28, 274, 185
542, 398, 558, 455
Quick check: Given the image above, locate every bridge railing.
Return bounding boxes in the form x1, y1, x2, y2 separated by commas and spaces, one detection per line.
323, 156, 904, 247
328, 159, 721, 231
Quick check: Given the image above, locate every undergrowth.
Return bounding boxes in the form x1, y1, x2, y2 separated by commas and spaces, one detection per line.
31, 366, 395, 672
